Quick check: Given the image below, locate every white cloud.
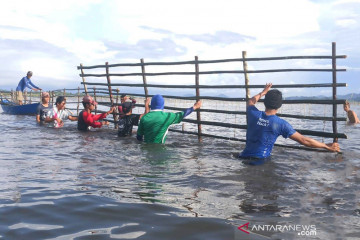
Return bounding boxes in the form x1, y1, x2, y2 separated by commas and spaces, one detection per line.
0, 0, 358, 96
336, 19, 357, 27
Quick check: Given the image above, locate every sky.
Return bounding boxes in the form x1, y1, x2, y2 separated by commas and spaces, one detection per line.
0, 0, 359, 97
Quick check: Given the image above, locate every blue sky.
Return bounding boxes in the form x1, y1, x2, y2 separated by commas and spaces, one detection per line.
0, 0, 359, 97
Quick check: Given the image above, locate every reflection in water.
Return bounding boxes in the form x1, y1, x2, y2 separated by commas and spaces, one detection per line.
238, 162, 282, 215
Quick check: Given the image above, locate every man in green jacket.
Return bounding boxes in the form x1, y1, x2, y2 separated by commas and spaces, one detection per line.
137, 94, 202, 143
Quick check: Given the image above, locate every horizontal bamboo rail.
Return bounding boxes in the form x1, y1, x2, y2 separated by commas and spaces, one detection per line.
80, 69, 346, 78
77, 55, 347, 69
132, 104, 347, 121
181, 119, 346, 139
81, 82, 347, 89
93, 91, 346, 104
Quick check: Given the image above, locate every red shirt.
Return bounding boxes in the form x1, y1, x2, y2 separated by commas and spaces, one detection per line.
81, 111, 107, 128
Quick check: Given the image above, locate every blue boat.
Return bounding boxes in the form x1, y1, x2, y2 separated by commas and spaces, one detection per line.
0, 99, 39, 115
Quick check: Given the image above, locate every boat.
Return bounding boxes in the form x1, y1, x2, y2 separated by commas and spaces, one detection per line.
0, 99, 39, 115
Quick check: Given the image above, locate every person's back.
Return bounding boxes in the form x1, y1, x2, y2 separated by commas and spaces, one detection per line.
138, 111, 183, 143
137, 94, 201, 143
239, 83, 339, 164
118, 114, 141, 136
241, 105, 295, 158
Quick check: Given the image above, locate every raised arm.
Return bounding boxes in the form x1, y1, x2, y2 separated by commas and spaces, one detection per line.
290, 132, 340, 152
248, 83, 272, 106
140, 98, 151, 119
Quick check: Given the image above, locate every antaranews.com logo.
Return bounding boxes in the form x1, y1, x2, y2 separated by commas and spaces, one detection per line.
238, 222, 317, 237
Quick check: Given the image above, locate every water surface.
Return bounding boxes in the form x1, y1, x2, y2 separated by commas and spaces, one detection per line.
0, 103, 359, 239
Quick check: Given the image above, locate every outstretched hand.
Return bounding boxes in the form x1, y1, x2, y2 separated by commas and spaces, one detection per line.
193, 100, 202, 110
107, 107, 116, 115
326, 142, 340, 152
262, 83, 272, 96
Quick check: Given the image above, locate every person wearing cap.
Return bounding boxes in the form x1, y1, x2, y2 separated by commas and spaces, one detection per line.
36, 92, 52, 124
15, 71, 42, 105
118, 98, 150, 137
343, 100, 360, 124
137, 94, 202, 143
118, 94, 136, 115
77, 95, 115, 131
45, 96, 77, 128
239, 83, 340, 165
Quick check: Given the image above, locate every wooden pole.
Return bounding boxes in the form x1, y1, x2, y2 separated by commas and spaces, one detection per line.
29, 90, 32, 103
51, 91, 54, 105
93, 87, 98, 114
77, 87, 80, 115
242, 51, 250, 125
63, 88, 66, 97
106, 62, 118, 129
116, 88, 119, 112
80, 63, 89, 96
24, 91, 27, 104
140, 59, 149, 99
195, 56, 202, 142
332, 42, 338, 143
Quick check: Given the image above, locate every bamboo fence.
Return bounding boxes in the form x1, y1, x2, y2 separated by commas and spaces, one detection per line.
73, 42, 347, 150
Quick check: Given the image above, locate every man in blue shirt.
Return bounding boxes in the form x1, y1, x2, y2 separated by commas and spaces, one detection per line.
240, 83, 340, 164
15, 71, 41, 105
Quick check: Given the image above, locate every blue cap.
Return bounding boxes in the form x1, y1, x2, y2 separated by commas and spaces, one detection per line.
151, 94, 164, 110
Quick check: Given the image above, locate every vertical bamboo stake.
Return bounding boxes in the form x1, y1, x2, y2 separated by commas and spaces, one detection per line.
332, 42, 338, 143
106, 62, 118, 129
39, 89, 42, 103
77, 87, 80, 115
242, 51, 250, 126
51, 91, 54, 105
29, 90, 32, 103
195, 56, 202, 142
24, 91, 27, 104
80, 63, 88, 96
63, 88, 66, 97
140, 59, 149, 99
93, 87, 98, 114
116, 88, 119, 115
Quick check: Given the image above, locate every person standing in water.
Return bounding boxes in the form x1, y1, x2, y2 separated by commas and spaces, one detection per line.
118, 98, 150, 137
45, 96, 77, 128
343, 100, 360, 124
36, 92, 52, 124
77, 95, 115, 131
239, 83, 340, 165
137, 94, 202, 143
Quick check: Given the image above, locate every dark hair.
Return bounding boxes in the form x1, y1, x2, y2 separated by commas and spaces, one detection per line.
55, 96, 66, 105
121, 102, 133, 114
264, 89, 282, 110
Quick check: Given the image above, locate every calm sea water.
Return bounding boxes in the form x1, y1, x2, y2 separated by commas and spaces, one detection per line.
0, 101, 359, 240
